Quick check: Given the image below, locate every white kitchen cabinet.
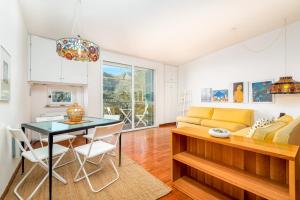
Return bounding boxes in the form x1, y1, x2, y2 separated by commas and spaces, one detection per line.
30, 35, 61, 83
61, 59, 88, 84
29, 35, 88, 85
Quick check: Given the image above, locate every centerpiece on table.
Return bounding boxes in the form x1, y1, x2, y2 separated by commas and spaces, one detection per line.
65, 103, 85, 124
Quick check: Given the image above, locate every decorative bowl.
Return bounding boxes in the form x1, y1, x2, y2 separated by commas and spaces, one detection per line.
208, 128, 230, 138
66, 103, 84, 122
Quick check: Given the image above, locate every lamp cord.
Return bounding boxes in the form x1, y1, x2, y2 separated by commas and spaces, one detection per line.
71, 0, 82, 37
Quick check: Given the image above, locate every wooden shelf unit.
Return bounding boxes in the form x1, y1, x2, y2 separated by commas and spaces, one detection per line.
172, 127, 299, 200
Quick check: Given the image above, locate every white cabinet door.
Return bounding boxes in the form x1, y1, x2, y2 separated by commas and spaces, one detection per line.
61, 59, 88, 84
30, 35, 61, 82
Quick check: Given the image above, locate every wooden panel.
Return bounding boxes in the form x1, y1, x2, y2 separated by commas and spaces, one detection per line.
174, 152, 290, 200
172, 127, 299, 160
289, 160, 296, 200
173, 176, 232, 200
270, 157, 287, 183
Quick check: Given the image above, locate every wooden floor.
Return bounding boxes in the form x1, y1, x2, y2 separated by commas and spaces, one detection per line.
121, 126, 191, 200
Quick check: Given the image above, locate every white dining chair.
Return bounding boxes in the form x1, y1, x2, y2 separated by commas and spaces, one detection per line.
35, 116, 77, 168
7, 127, 68, 200
73, 122, 124, 192
136, 103, 149, 127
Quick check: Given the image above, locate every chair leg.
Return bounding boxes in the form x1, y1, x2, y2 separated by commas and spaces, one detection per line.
74, 153, 119, 193
39, 152, 68, 184
54, 138, 77, 169
87, 153, 105, 166
14, 163, 37, 200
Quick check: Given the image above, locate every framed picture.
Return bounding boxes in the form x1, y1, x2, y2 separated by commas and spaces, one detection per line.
250, 80, 273, 103
231, 82, 248, 103
48, 88, 73, 105
0, 46, 10, 102
201, 88, 212, 102
212, 89, 228, 102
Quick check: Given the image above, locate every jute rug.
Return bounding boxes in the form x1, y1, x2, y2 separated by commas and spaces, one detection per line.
4, 152, 171, 200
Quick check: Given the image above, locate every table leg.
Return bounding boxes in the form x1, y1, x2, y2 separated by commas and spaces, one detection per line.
48, 134, 53, 200
21, 127, 25, 175
85, 129, 88, 144
119, 133, 122, 166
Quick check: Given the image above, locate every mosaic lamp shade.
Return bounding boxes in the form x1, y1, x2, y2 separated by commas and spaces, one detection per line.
56, 37, 99, 62
269, 76, 300, 94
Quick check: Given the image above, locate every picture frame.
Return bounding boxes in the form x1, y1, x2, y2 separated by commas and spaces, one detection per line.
0, 46, 11, 102
249, 80, 274, 103
212, 89, 229, 103
201, 88, 212, 102
230, 82, 249, 103
48, 88, 73, 105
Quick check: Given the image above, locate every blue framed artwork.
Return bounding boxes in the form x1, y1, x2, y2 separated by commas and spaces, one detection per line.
250, 80, 273, 103
212, 89, 228, 102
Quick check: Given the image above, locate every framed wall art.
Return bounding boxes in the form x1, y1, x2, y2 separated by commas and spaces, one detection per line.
250, 80, 273, 103
0, 46, 11, 102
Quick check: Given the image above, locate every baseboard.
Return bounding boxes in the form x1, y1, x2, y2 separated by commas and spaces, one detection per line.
0, 160, 21, 200
159, 122, 176, 127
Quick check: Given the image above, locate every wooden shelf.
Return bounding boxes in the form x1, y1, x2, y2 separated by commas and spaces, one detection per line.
174, 176, 231, 200
173, 152, 290, 200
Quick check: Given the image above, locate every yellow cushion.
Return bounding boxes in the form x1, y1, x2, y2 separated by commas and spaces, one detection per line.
273, 116, 300, 145
177, 122, 202, 129
276, 115, 293, 123
212, 108, 254, 126
233, 127, 251, 137
201, 119, 246, 132
252, 121, 287, 142
187, 107, 214, 119
176, 116, 202, 125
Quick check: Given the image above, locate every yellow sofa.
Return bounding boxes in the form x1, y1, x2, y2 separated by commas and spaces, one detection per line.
177, 107, 300, 146
177, 107, 254, 132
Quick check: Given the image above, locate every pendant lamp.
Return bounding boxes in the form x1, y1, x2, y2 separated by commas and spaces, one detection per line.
269, 19, 300, 94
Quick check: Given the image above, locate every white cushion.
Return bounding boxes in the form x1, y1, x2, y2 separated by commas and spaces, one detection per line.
22, 144, 69, 162
75, 141, 115, 158
41, 134, 76, 143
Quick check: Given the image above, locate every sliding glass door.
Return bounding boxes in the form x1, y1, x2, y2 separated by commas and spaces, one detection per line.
134, 67, 154, 128
102, 61, 154, 130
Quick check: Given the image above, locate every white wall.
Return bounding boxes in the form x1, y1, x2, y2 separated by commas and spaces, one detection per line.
179, 20, 300, 119
0, 0, 30, 196
86, 50, 178, 125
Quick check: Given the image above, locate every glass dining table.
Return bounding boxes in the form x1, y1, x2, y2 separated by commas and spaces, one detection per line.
21, 117, 122, 200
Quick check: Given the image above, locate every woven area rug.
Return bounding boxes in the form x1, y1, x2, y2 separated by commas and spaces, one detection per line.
4, 152, 172, 200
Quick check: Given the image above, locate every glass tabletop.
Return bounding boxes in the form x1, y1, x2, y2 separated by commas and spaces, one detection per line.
21, 117, 121, 135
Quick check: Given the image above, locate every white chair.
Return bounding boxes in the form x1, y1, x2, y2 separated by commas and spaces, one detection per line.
136, 103, 149, 127
7, 127, 68, 200
73, 122, 124, 192
35, 116, 77, 168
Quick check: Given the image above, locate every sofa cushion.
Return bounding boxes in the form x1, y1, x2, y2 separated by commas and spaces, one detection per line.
251, 121, 287, 142
277, 114, 293, 123
187, 107, 214, 119
212, 108, 254, 126
177, 122, 204, 129
176, 116, 202, 125
232, 127, 251, 137
273, 116, 300, 145
201, 119, 246, 132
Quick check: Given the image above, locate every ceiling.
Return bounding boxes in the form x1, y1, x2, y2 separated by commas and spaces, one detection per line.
19, 0, 300, 66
